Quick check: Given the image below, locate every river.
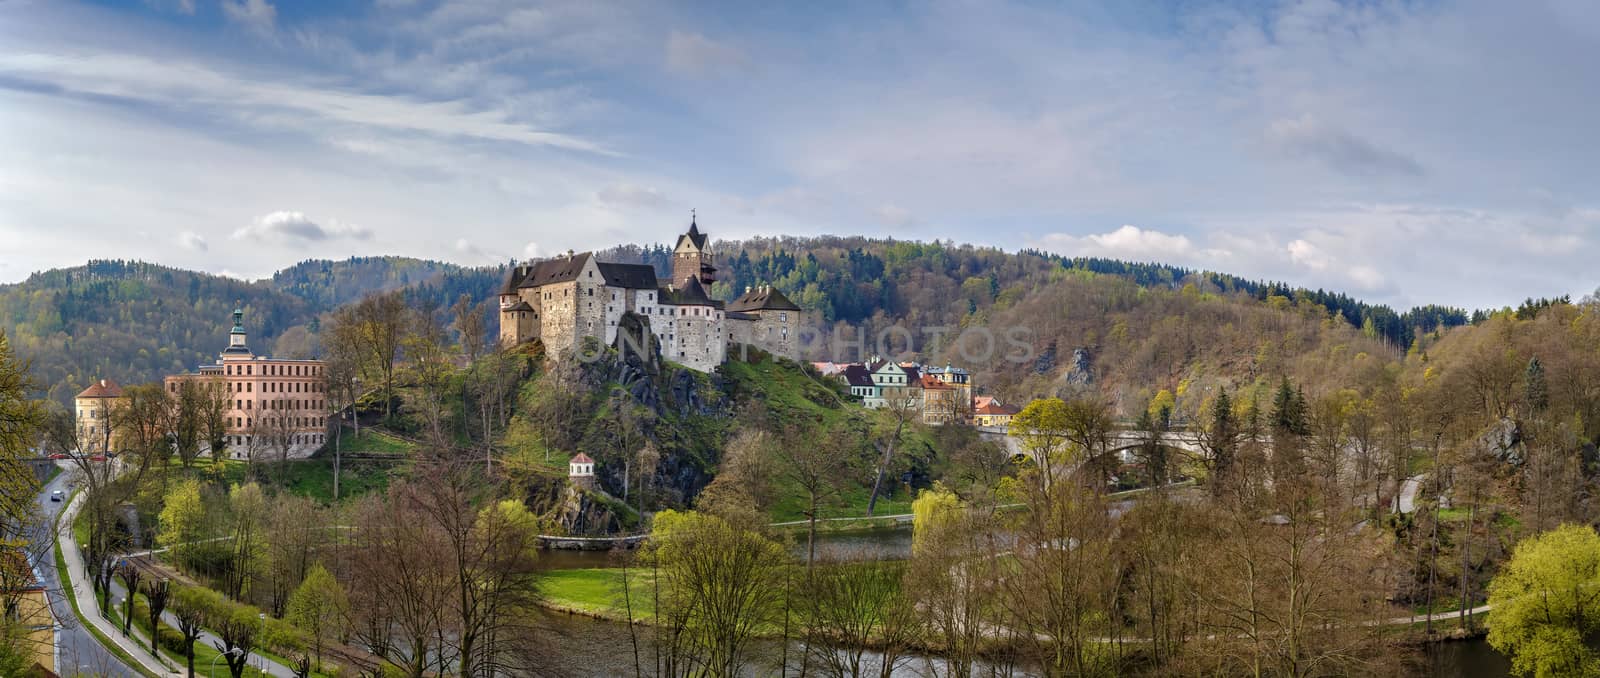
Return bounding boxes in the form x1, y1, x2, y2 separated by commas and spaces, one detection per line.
536, 525, 1518, 677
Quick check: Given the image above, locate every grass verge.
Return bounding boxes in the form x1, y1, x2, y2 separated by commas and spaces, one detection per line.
52, 490, 164, 678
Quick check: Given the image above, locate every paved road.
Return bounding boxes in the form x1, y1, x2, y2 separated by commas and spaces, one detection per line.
1398, 474, 1424, 514
33, 465, 140, 677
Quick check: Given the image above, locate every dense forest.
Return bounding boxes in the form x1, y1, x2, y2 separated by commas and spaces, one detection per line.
0, 258, 504, 403
0, 236, 1566, 411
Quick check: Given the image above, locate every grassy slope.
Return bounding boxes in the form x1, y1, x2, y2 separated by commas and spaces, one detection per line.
720, 357, 923, 522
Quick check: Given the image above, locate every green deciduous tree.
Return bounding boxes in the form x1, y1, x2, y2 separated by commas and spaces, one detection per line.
158, 479, 205, 568
284, 563, 348, 672
0, 329, 43, 550
644, 509, 788, 676
1487, 524, 1600, 678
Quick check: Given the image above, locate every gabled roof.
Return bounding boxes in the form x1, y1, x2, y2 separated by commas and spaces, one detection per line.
658, 276, 723, 308
597, 262, 660, 290
501, 265, 526, 295
842, 364, 876, 387
76, 379, 123, 399
728, 285, 802, 312
674, 220, 708, 252
975, 402, 1020, 416
517, 253, 593, 288
506, 300, 535, 312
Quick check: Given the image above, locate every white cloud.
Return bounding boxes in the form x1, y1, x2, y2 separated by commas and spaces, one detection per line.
1035, 225, 1204, 262
221, 0, 277, 35
666, 31, 747, 76
178, 231, 208, 252
232, 211, 372, 243
1284, 237, 1385, 291
0, 51, 610, 155
596, 183, 670, 209
522, 242, 542, 260
1286, 238, 1330, 270
453, 238, 507, 264
145, 0, 196, 14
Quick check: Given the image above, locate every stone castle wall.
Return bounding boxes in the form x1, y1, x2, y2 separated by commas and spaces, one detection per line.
538, 281, 580, 359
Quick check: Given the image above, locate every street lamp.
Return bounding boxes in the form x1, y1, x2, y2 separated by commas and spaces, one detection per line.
211, 646, 243, 678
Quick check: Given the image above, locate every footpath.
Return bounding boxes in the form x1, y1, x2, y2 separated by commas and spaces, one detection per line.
58, 492, 297, 677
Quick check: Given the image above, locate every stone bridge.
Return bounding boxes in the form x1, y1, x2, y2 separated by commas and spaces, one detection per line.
976, 426, 1208, 462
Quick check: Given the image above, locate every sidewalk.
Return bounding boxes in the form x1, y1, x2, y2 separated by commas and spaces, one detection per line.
57, 492, 184, 678
59, 494, 301, 678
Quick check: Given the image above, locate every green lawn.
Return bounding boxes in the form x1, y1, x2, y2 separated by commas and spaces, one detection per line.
204, 456, 400, 504
539, 568, 657, 619
274, 456, 400, 504
768, 484, 917, 523
334, 428, 417, 454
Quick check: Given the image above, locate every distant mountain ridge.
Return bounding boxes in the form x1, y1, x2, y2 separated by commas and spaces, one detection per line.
1, 239, 1487, 408
0, 257, 505, 403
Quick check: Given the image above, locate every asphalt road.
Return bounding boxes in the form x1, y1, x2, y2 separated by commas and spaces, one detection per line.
34, 464, 138, 677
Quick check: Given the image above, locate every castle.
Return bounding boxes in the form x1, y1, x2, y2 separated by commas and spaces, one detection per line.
498, 219, 801, 372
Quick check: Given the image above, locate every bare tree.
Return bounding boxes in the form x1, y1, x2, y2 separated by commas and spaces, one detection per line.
776, 424, 850, 568
404, 301, 454, 447
866, 386, 919, 516
451, 293, 489, 364
196, 378, 232, 467
347, 291, 408, 420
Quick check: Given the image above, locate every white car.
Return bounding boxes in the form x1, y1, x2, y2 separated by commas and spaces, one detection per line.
50, 490, 63, 502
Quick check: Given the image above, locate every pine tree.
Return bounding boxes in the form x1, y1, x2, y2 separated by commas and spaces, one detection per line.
1207, 388, 1237, 492
1525, 357, 1549, 414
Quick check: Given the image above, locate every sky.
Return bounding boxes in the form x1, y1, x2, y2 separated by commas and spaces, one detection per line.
2, 0, 1599, 311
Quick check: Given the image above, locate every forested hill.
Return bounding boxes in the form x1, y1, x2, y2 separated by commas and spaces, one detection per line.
0, 258, 504, 403
1, 237, 1529, 409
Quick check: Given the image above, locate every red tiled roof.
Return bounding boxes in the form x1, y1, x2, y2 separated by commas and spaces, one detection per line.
570, 453, 594, 464
76, 379, 123, 399
975, 402, 1020, 416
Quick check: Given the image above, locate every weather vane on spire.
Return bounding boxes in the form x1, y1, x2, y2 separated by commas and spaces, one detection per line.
691, 208, 697, 226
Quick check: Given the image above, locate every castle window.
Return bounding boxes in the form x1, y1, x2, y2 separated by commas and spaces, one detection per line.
780, 312, 788, 322
588, 288, 594, 296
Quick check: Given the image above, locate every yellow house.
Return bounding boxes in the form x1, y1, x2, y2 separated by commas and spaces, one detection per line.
74, 379, 127, 455
1, 553, 55, 676
974, 401, 1020, 428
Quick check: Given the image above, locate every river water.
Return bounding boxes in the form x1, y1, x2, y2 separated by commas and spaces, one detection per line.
535, 526, 1517, 677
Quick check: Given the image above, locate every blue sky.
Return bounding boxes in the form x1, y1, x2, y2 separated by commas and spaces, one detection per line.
2, 0, 1598, 310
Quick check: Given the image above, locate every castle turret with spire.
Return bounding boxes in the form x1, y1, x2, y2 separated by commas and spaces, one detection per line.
496, 216, 801, 371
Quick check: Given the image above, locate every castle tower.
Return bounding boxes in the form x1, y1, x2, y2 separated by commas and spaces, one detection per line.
672, 213, 716, 287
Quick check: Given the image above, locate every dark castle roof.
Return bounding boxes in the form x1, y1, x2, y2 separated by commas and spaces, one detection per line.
510, 254, 659, 290
597, 262, 660, 289
658, 276, 723, 308
516, 253, 593, 288
675, 220, 708, 252
728, 285, 801, 312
